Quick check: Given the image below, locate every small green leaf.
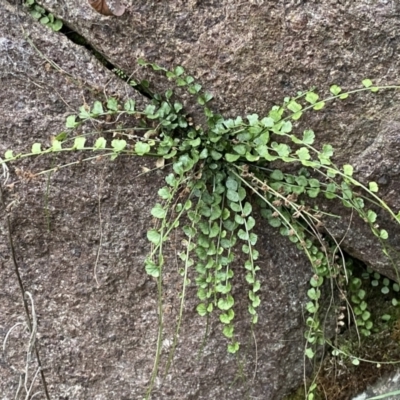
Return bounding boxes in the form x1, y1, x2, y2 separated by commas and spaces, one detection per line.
51, 140, 62, 151
5, 150, 14, 159
227, 189, 239, 202
204, 92, 213, 102
51, 19, 63, 31
305, 91, 319, 104
253, 280, 261, 292
280, 121, 292, 134
211, 150, 222, 160
66, 115, 78, 128
135, 142, 151, 155
238, 229, 248, 241
313, 101, 325, 110
287, 100, 302, 113
242, 202, 252, 216
246, 216, 256, 231
223, 325, 234, 338
321, 144, 334, 159
249, 233, 257, 246
196, 303, 208, 316
381, 286, 390, 295
247, 114, 259, 125
145, 259, 159, 277
144, 104, 156, 117
291, 111, 303, 120
270, 169, 284, 181
362, 311, 371, 321
252, 294, 261, 308
94, 137, 107, 149
79, 106, 91, 119
55, 132, 68, 141
362, 79, 373, 88
383, 278, 390, 286
158, 187, 171, 200
225, 177, 238, 191
107, 97, 119, 111
310, 275, 323, 287
245, 272, 254, 284
174, 66, 185, 76
330, 85, 341, 95
302, 129, 315, 145
74, 137, 86, 149
218, 295, 235, 310
307, 288, 320, 300
30, 10, 42, 19
227, 342, 239, 354
31, 143, 41, 154
220, 309, 235, 324
176, 78, 186, 87
40, 16, 49, 25
296, 147, 311, 161
124, 99, 136, 113
368, 182, 379, 193
307, 188, 320, 198
306, 302, 317, 313
352, 358, 360, 366
188, 83, 202, 94
380, 229, 388, 239
245, 152, 259, 162
305, 348, 315, 359
111, 139, 127, 152
147, 229, 161, 245
367, 210, 377, 223
91, 101, 104, 115
225, 153, 241, 162
151, 204, 166, 219
343, 164, 353, 176
232, 144, 247, 155
235, 214, 245, 225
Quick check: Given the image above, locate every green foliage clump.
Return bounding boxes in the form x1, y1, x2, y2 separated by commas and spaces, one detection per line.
24, 0, 63, 31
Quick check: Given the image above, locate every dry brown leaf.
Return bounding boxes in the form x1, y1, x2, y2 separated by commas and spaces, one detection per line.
88, 0, 125, 17
156, 157, 165, 170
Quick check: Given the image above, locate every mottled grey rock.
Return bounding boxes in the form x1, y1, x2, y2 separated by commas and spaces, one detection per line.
0, 1, 318, 399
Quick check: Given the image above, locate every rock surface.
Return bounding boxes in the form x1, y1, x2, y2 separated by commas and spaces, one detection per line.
2, 0, 400, 399
40, 0, 400, 278
1, 1, 316, 399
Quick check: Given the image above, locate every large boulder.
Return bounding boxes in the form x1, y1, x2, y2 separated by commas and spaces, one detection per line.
0, 2, 316, 399
40, 0, 400, 278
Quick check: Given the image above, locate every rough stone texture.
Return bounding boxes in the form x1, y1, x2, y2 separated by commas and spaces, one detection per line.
352, 369, 400, 400
39, 0, 400, 278
0, 2, 318, 399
